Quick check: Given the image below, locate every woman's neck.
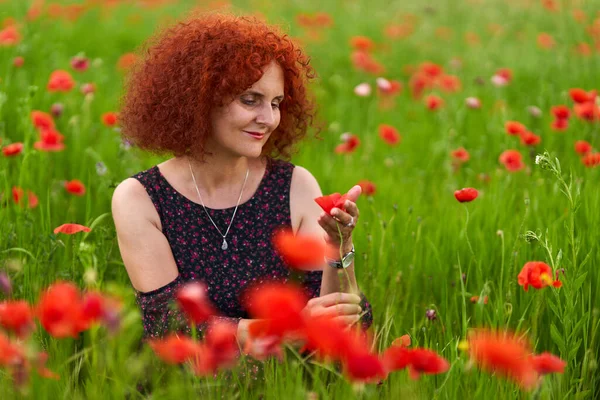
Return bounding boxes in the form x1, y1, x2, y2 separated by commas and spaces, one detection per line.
183, 153, 253, 198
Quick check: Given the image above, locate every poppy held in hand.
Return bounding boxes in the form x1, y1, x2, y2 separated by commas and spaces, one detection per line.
518, 261, 562, 291
314, 192, 348, 214
454, 188, 478, 202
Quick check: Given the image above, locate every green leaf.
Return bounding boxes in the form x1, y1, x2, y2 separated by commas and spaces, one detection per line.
550, 323, 566, 354
572, 272, 588, 292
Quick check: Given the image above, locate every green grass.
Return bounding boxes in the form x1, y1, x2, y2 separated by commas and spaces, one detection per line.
1, 0, 599, 398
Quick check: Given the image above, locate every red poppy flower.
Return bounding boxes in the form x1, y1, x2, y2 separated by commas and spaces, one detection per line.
499, 149, 525, 172
454, 188, 478, 203
34, 128, 65, 152
12, 187, 39, 208
350, 50, 385, 75
377, 79, 402, 96
466, 329, 537, 389
530, 352, 566, 375
334, 134, 360, 154
37, 281, 90, 338
505, 121, 527, 136
582, 152, 600, 167
30, 110, 55, 131
550, 105, 570, 120
537, 33, 555, 49
470, 295, 489, 304
349, 36, 375, 52
12, 56, 24, 67
203, 320, 239, 369
80, 83, 95, 95
70, 55, 89, 72
495, 68, 513, 82
383, 345, 412, 371
343, 350, 387, 382
518, 261, 562, 291
0, 332, 24, 366
314, 192, 348, 214
47, 70, 75, 92
391, 334, 411, 348
2, 142, 24, 157
420, 61, 444, 78
569, 88, 596, 103
0, 300, 35, 338
272, 229, 328, 270
148, 334, 202, 364
451, 147, 470, 163
117, 52, 138, 72
573, 102, 599, 121
520, 131, 541, 146
574, 140, 592, 155
405, 348, 450, 380
550, 118, 569, 131
0, 25, 21, 46
243, 282, 307, 338
437, 74, 461, 93
357, 180, 376, 196
64, 179, 86, 196
101, 112, 118, 127
425, 94, 444, 110
53, 223, 91, 235
379, 124, 401, 145
176, 282, 216, 325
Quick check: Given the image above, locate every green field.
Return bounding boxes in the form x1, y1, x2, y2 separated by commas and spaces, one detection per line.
1, 0, 599, 398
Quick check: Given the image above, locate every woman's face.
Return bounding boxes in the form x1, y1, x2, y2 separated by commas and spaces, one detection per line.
209, 61, 284, 159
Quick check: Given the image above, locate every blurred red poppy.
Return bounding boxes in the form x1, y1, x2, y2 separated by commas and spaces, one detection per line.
272, 229, 328, 270
203, 320, 239, 369
518, 261, 562, 291
334, 135, 360, 154
391, 334, 411, 348
574, 140, 592, 155
519, 131, 541, 146
569, 88, 596, 103
343, 350, 387, 382
315, 192, 348, 214
176, 282, 216, 325
37, 281, 89, 338
30, 110, 55, 131
64, 179, 86, 196
53, 223, 91, 235
551, 105, 570, 120
537, 33, 555, 49
505, 121, 526, 136
437, 74, 461, 93
0, 25, 20, 46
530, 352, 566, 375
148, 334, 201, 364
70, 55, 89, 72
582, 152, 600, 167
117, 52, 138, 72
466, 329, 537, 389
379, 124, 401, 145
550, 118, 569, 131
0, 332, 24, 366
2, 142, 24, 157
357, 180, 376, 196
12, 187, 38, 208
47, 70, 75, 92
499, 149, 525, 172
425, 94, 444, 110
102, 112, 118, 127
34, 129, 65, 152
349, 36, 375, 52
573, 102, 599, 121
243, 282, 307, 338
451, 147, 470, 163
470, 295, 489, 304
405, 348, 450, 380
0, 300, 35, 338
454, 188, 478, 203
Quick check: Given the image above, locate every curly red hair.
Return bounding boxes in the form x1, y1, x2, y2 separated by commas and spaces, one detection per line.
119, 13, 317, 160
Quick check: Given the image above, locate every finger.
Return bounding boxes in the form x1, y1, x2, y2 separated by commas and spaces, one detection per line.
331, 208, 354, 227
345, 185, 362, 203
318, 292, 361, 307
318, 212, 342, 232
344, 201, 359, 220
327, 304, 362, 316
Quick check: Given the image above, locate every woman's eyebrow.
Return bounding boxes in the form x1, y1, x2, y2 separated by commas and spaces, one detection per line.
244, 90, 284, 101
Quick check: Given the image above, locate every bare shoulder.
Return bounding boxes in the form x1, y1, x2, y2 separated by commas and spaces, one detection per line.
290, 165, 324, 233
111, 178, 160, 228
290, 165, 322, 196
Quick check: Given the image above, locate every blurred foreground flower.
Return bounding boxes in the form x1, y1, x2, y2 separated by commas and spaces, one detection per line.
272, 230, 329, 270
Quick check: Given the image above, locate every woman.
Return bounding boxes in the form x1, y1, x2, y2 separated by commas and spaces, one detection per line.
111, 13, 372, 344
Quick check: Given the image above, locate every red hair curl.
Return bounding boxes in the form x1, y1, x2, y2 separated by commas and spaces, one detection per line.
119, 13, 317, 159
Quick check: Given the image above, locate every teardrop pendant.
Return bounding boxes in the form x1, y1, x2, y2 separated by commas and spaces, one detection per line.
221, 239, 228, 250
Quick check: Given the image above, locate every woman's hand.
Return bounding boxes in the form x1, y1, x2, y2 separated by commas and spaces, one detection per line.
302, 292, 362, 326
317, 185, 361, 250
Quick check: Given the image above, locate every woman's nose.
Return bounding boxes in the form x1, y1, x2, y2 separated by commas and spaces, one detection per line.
255, 103, 276, 127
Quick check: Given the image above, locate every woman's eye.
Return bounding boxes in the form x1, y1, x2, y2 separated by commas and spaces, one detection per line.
241, 98, 256, 105
271, 103, 280, 109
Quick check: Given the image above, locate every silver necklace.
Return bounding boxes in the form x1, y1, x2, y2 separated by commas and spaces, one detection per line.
187, 159, 250, 250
